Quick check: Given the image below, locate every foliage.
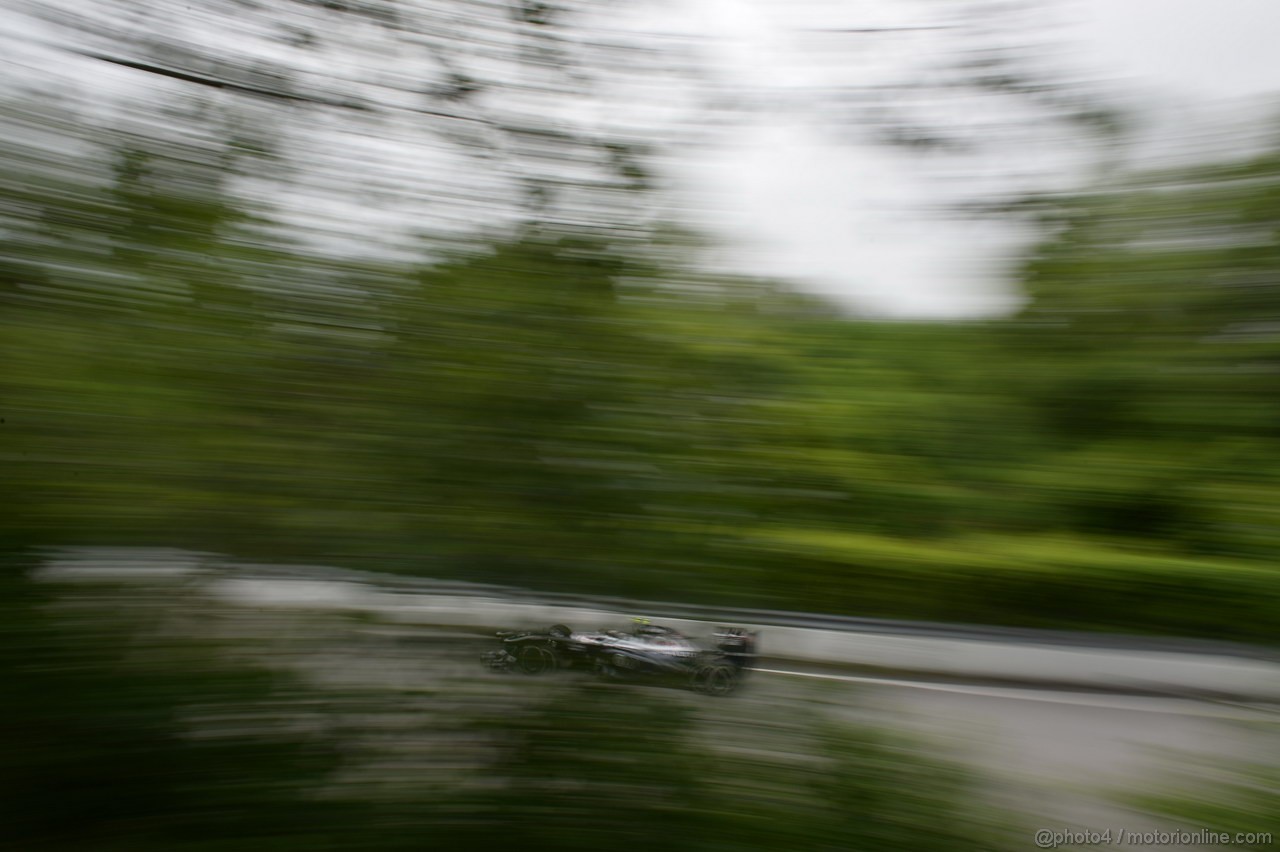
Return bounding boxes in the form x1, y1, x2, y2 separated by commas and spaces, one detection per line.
2, 93, 1280, 642
1126, 730, 1280, 852
447, 681, 1005, 852
0, 570, 1011, 851
0, 560, 362, 852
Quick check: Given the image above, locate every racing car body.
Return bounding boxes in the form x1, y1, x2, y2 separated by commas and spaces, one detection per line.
482, 620, 758, 696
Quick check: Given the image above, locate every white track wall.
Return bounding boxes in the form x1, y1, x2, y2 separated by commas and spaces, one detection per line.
208, 576, 1280, 701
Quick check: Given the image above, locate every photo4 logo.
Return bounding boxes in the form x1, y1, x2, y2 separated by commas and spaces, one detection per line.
1035, 828, 1273, 848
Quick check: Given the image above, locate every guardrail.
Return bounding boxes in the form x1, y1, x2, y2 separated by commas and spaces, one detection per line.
40, 547, 1280, 699
214, 557, 1279, 661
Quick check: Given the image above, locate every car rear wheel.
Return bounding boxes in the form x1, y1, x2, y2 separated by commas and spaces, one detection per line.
693, 663, 737, 696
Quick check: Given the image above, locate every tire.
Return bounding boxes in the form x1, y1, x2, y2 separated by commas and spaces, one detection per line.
692, 663, 738, 696
515, 644, 557, 675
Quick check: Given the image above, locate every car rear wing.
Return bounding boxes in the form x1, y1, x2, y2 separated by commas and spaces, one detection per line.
713, 627, 758, 671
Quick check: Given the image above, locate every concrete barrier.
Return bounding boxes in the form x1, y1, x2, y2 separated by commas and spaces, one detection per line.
207, 577, 1280, 701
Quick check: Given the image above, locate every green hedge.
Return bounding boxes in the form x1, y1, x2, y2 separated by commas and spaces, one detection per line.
728, 530, 1280, 644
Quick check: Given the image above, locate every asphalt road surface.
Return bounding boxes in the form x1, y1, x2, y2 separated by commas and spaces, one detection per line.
753, 664, 1273, 848
265, 617, 1272, 851
42, 553, 1276, 851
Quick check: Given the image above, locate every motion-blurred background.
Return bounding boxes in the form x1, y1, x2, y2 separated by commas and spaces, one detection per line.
1, 0, 1277, 849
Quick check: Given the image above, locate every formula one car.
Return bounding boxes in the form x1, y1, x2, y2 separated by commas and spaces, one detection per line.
482, 618, 758, 696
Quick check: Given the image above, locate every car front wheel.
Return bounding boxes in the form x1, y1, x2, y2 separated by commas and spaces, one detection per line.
515, 644, 557, 675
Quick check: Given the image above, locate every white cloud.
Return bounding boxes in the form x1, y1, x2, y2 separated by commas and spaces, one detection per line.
1071, 0, 1280, 100
6, 0, 1279, 319
665, 0, 1280, 318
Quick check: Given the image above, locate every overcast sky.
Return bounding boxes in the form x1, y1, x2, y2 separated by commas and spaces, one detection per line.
667, 0, 1280, 318
5, 0, 1280, 319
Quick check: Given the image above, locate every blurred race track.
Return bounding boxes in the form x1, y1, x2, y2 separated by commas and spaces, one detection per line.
278, 621, 1276, 843
36, 548, 1278, 847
